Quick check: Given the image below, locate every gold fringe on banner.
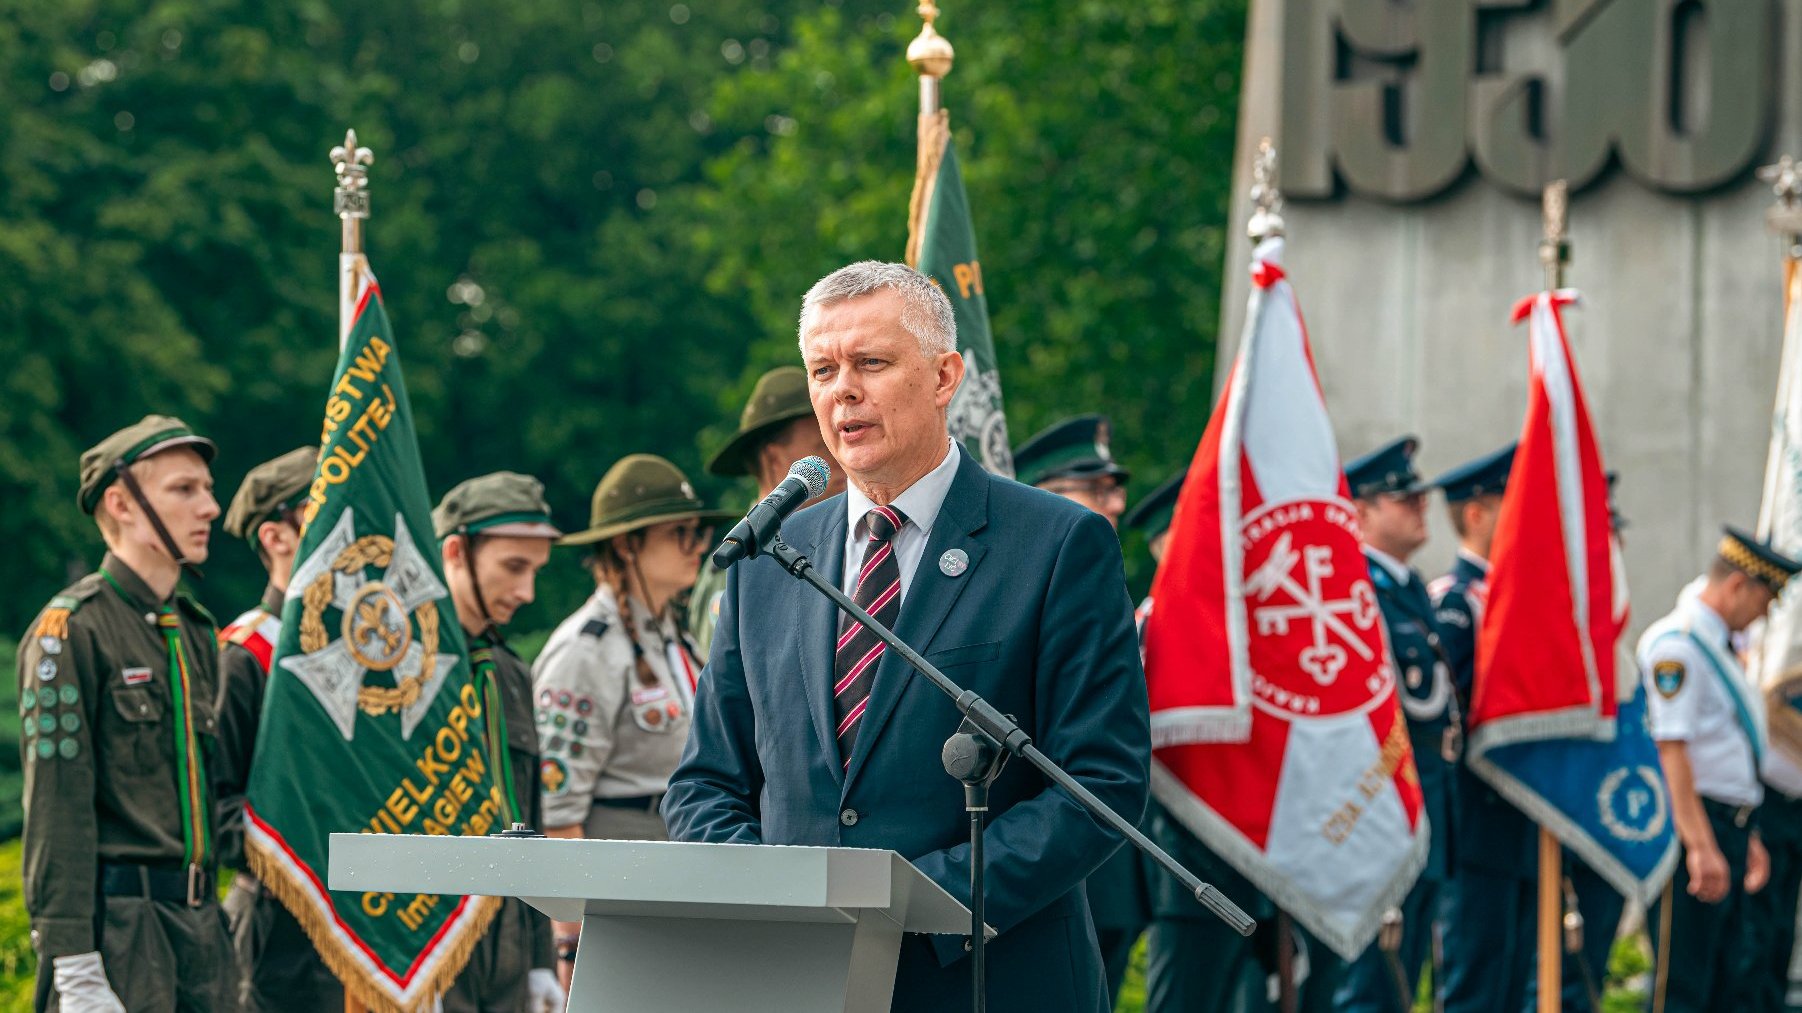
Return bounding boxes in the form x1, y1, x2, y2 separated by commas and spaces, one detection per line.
247, 838, 502, 1013
905, 109, 951, 269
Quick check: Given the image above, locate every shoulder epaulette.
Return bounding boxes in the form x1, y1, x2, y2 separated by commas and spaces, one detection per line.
33, 580, 102, 641
581, 619, 610, 639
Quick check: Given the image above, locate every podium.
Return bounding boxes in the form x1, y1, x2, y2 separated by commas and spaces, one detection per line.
328, 834, 977, 1011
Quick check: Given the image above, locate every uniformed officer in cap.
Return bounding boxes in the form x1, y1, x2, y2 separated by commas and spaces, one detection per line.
431, 472, 566, 1013
1131, 470, 1281, 1013
212, 446, 343, 1012
534, 454, 731, 989
690, 366, 844, 661
1642, 527, 1797, 1013
20, 415, 232, 1011
1427, 443, 1537, 1013
1012, 414, 1145, 1003
1336, 435, 1454, 1013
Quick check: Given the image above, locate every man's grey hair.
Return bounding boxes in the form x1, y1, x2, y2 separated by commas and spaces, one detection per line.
797, 261, 957, 356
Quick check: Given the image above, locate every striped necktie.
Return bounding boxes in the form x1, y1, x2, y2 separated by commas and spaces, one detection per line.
834, 505, 908, 766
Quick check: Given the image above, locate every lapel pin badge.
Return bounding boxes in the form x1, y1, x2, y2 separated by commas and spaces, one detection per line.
939, 548, 969, 578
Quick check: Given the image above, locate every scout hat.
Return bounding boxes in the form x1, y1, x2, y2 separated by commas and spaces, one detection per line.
79, 414, 217, 515
1122, 469, 1187, 537
1012, 414, 1131, 489
433, 472, 564, 541
1717, 526, 1802, 595
1430, 443, 1515, 503
706, 366, 817, 477
559, 454, 734, 546
1344, 435, 1431, 500
224, 446, 317, 544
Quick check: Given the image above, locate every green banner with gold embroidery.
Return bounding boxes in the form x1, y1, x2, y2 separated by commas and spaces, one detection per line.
245, 270, 500, 1013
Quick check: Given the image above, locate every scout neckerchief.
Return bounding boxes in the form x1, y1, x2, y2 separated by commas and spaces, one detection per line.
469, 636, 522, 825
101, 567, 209, 871
1651, 623, 1767, 778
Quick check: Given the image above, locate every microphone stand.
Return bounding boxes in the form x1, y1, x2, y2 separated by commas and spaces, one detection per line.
759, 535, 1255, 1007
943, 721, 1007, 1012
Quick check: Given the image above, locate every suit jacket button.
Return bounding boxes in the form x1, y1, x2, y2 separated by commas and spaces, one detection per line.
839, 808, 859, 827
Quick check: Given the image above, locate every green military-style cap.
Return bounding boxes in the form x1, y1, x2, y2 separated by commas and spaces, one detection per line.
433, 471, 563, 541
78, 414, 217, 515
1012, 414, 1130, 489
1123, 468, 1188, 538
224, 446, 317, 543
706, 366, 817, 477
560, 454, 735, 546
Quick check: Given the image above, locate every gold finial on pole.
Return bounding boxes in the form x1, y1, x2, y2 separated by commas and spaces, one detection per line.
1247, 138, 1285, 243
908, 3, 955, 115
1761, 156, 1802, 260
1539, 180, 1570, 291
330, 129, 375, 349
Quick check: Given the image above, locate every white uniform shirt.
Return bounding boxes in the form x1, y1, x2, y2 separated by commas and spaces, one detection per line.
1640, 595, 1766, 808
841, 439, 959, 602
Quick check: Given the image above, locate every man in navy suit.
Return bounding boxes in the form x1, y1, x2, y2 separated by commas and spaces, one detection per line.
664, 261, 1151, 1013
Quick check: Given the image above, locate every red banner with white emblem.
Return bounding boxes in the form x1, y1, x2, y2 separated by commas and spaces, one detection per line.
1143, 237, 1427, 959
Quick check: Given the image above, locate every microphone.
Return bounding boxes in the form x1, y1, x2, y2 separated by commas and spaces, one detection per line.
711, 456, 831, 569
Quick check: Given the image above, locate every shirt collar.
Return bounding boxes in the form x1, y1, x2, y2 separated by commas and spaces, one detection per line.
846, 439, 959, 539
1681, 594, 1731, 647
1365, 546, 1412, 586
100, 551, 166, 609
259, 583, 285, 615
1455, 546, 1490, 576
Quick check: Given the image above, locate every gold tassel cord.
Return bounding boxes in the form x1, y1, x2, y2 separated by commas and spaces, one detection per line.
247, 839, 502, 1013
905, 109, 951, 269
35, 608, 70, 642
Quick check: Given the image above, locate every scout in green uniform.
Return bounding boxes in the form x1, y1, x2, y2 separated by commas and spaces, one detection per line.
432, 473, 566, 1013
1013, 414, 1146, 1005
1132, 469, 1282, 1013
213, 446, 343, 1013
1642, 528, 1798, 1013
21, 415, 233, 1012
690, 365, 843, 662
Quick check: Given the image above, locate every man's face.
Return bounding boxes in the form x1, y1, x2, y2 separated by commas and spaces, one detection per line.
1461, 495, 1503, 558
108, 448, 220, 564
449, 534, 551, 627
803, 290, 963, 491
759, 416, 847, 504
1039, 474, 1128, 529
1355, 489, 1429, 561
1725, 574, 1778, 632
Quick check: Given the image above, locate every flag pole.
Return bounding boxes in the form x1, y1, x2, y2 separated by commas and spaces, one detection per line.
905, 3, 954, 267
329, 126, 373, 1013
1762, 156, 1802, 317
1534, 179, 1571, 1013
331, 129, 374, 352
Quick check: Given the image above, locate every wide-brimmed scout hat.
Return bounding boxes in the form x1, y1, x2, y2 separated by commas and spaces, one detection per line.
705, 366, 817, 477
224, 446, 317, 543
79, 414, 217, 515
559, 454, 734, 546
433, 471, 564, 541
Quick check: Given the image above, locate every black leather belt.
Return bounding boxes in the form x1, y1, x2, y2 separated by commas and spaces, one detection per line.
101, 861, 212, 908
593, 794, 663, 814
1703, 797, 1758, 831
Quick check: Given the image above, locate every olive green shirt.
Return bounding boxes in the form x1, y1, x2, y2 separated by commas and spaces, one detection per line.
214, 583, 284, 872
20, 553, 221, 957
686, 560, 729, 664
476, 634, 554, 970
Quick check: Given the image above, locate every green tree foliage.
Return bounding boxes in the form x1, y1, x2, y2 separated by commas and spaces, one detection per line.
1, 0, 1244, 634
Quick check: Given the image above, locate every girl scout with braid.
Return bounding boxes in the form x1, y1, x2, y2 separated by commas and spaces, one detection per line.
532, 453, 730, 985
20, 415, 232, 1012
432, 472, 566, 1013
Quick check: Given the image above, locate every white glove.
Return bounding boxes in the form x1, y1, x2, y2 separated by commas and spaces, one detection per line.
529, 967, 566, 1012
51, 952, 125, 1013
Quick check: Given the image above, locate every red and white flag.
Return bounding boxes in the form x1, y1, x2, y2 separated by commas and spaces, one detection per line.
1143, 237, 1427, 959
1469, 291, 1618, 743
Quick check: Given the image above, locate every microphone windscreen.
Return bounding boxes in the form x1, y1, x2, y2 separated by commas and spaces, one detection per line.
790, 456, 830, 499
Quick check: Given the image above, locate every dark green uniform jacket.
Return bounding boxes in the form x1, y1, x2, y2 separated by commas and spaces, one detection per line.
20, 553, 222, 959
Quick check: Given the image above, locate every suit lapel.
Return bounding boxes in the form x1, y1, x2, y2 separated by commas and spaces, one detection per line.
843, 454, 991, 793
799, 498, 849, 785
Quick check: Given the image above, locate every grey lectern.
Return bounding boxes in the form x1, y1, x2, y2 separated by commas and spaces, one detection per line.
328, 834, 977, 1012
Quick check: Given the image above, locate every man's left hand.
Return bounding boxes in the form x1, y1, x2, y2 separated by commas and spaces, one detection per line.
1747, 831, 1771, 894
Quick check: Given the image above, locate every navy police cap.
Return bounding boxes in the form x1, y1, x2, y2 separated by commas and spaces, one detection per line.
1344, 435, 1428, 500
1431, 443, 1516, 503
1718, 526, 1802, 595
1123, 469, 1187, 536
